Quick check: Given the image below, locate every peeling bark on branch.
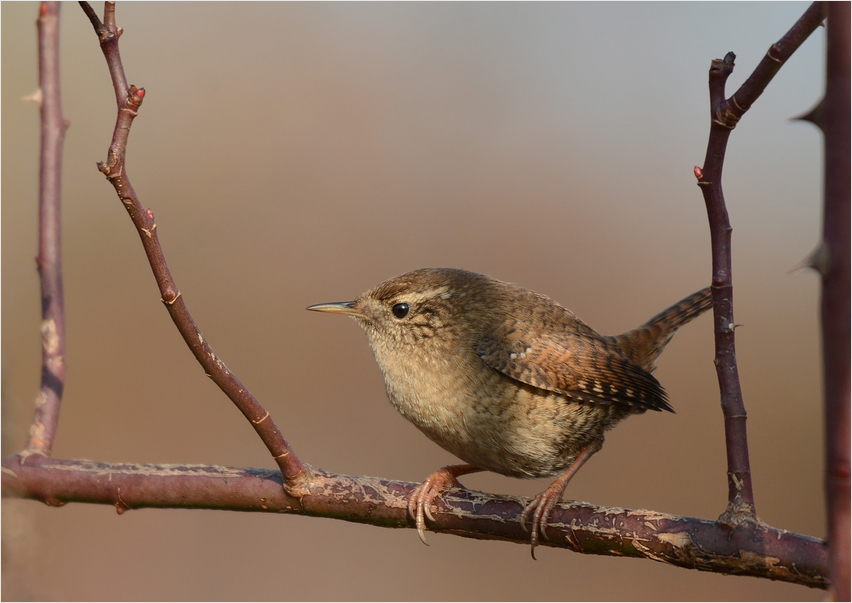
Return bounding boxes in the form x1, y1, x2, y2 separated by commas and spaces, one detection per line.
1, 454, 829, 589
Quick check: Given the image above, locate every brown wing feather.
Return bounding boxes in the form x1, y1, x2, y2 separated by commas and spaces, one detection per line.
477, 325, 672, 413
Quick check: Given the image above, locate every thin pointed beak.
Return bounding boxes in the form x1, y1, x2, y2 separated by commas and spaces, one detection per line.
306, 301, 363, 317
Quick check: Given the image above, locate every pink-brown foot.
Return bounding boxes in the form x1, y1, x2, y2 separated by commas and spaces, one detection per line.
520, 482, 567, 559
519, 446, 598, 559
408, 464, 482, 545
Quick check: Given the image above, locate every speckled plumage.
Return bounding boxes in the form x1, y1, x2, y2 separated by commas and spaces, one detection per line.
308, 267, 712, 554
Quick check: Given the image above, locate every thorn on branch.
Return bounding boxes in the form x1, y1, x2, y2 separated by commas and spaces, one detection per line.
22, 89, 43, 105
790, 241, 831, 279
791, 99, 825, 130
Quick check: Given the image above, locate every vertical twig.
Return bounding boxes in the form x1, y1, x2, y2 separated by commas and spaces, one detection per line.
695, 2, 826, 518
822, 4, 851, 598
24, 1, 69, 458
698, 51, 754, 516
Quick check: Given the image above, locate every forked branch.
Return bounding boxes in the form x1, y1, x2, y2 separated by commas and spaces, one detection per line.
695, 1, 826, 518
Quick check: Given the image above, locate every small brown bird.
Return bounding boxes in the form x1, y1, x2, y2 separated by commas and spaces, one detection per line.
308, 268, 711, 556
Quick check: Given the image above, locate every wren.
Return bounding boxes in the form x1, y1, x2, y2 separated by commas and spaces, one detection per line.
308, 268, 711, 556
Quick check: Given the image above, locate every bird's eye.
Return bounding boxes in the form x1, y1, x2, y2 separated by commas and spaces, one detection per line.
391, 302, 410, 319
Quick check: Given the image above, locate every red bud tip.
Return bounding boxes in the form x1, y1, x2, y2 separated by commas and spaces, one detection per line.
146, 209, 155, 219
693, 166, 703, 179
136, 88, 146, 99
39, 3, 48, 16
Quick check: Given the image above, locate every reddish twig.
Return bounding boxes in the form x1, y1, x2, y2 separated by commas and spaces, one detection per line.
77, 2, 304, 484
821, 4, 851, 599
0, 455, 829, 589
24, 2, 70, 458
695, 2, 826, 518
716, 2, 828, 127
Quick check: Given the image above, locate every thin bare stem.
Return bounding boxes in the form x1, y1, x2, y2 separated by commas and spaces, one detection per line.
822, 4, 851, 599
25, 2, 69, 458
718, 2, 828, 128
0, 455, 829, 590
695, 2, 826, 518
77, 2, 304, 484
78, 1, 126, 105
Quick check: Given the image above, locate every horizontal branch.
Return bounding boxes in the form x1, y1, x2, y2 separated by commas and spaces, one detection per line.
2, 454, 828, 589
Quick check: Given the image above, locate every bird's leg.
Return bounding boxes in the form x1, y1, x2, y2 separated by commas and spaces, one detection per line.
521, 446, 598, 559
409, 464, 483, 545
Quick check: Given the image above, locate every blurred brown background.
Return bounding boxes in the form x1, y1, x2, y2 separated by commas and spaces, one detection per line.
2, 2, 825, 600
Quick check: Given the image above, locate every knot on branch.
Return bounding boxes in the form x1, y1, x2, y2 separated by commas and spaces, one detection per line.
282, 463, 313, 501
713, 103, 741, 129
98, 25, 123, 45
718, 502, 761, 529
96, 154, 122, 179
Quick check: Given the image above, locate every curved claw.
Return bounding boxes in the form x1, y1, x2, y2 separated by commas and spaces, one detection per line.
409, 478, 435, 545
521, 493, 557, 559
520, 499, 533, 532
407, 464, 482, 545
416, 510, 430, 546
519, 446, 599, 558
408, 473, 446, 546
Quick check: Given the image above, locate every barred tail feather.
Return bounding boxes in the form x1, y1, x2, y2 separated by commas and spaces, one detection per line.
612, 287, 712, 373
